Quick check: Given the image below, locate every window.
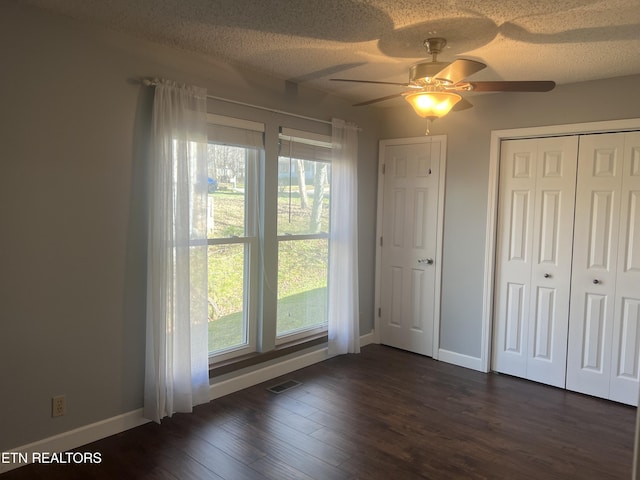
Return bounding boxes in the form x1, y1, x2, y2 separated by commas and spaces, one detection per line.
206, 114, 263, 361
276, 128, 332, 342
206, 114, 332, 361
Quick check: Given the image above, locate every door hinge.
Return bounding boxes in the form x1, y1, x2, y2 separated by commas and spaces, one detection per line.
382, 163, 386, 174
380, 236, 383, 247
378, 308, 381, 317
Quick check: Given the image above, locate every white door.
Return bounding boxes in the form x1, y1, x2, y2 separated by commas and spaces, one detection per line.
378, 138, 444, 356
493, 136, 578, 388
609, 132, 640, 404
567, 132, 640, 405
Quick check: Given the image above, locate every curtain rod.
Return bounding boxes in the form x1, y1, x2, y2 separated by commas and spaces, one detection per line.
143, 78, 332, 126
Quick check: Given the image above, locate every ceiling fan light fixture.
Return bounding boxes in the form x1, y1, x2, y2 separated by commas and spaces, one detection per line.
330, 37, 554, 114
403, 90, 462, 120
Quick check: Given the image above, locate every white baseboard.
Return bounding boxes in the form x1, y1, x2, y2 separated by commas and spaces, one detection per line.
210, 331, 375, 399
359, 330, 375, 348
2, 332, 374, 474
438, 348, 485, 372
0, 410, 149, 474
210, 346, 331, 399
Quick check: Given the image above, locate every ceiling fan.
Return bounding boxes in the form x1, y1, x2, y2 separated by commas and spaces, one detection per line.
331, 37, 555, 133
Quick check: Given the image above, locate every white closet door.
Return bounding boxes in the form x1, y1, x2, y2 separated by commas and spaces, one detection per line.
609, 132, 640, 405
566, 133, 625, 400
493, 136, 578, 387
494, 139, 538, 378
526, 137, 578, 386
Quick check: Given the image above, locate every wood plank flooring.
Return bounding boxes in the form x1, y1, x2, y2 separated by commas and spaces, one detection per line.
2, 344, 636, 479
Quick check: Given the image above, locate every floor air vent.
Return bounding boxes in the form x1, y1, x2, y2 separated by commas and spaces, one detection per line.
267, 379, 301, 394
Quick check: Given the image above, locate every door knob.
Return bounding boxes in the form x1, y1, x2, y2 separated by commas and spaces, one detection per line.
593, 279, 600, 285
418, 258, 434, 265
544, 273, 551, 278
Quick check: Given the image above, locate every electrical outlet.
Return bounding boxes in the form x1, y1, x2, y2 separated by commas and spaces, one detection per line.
52, 395, 66, 417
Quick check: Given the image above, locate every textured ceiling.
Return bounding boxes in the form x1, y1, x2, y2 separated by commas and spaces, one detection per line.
19, 0, 640, 106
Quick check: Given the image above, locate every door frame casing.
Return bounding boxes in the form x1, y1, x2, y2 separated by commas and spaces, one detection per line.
374, 135, 448, 359
482, 118, 640, 373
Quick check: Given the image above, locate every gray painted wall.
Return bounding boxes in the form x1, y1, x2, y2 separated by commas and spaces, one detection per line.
0, 3, 382, 450
379, 74, 640, 358
2, 0, 639, 453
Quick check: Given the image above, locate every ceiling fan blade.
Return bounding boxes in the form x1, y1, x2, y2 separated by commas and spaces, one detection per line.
434, 59, 486, 84
452, 98, 474, 111
467, 80, 556, 92
353, 93, 403, 107
330, 78, 410, 87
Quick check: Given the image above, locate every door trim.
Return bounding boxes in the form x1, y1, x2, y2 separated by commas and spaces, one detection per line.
374, 135, 447, 358
481, 118, 640, 373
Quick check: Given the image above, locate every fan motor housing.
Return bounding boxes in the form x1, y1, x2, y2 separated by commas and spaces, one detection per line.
409, 61, 451, 86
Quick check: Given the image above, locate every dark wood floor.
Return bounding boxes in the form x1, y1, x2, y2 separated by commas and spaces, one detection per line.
3, 344, 636, 479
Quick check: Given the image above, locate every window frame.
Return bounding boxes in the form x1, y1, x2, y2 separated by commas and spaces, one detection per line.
206, 114, 263, 362
275, 128, 332, 344
205, 109, 334, 365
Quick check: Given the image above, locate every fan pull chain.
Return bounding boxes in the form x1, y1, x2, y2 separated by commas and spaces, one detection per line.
425, 118, 432, 135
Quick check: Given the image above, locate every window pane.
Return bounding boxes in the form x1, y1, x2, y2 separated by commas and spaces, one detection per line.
278, 158, 331, 235
207, 144, 249, 238
277, 238, 328, 336
208, 244, 247, 353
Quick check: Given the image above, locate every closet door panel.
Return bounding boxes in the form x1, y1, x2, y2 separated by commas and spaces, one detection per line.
567, 133, 625, 399
493, 139, 537, 378
526, 137, 578, 387
610, 132, 640, 405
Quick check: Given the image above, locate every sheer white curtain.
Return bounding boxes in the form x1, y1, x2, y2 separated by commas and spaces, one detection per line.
328, 118, 360, 355
144, 80, 210, 423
